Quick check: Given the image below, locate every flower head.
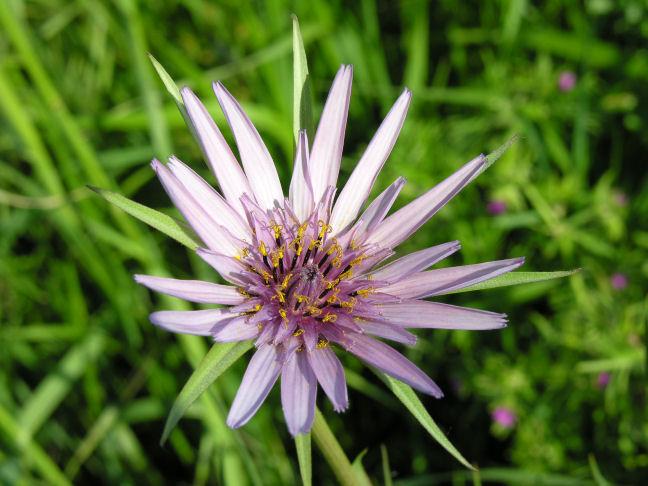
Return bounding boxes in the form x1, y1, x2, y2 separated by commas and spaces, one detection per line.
492, 406, 516, 428
610, 272, 628, 291
558, 70, 576, 92
487, 199, 507, 215
135, 65, 524, 436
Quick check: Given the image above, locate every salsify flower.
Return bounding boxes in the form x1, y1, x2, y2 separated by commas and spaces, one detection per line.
135, 65, 525, 436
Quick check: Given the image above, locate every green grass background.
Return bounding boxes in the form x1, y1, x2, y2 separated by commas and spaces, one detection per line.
1, 0, 646, 484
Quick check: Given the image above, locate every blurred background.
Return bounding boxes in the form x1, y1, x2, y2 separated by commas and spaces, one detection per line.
1, 0, 646, 484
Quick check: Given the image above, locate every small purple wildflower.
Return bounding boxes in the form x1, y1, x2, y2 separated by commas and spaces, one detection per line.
610, 273, 628, 291
596, 372, 611, 389
136, 65, 524, 436
487, 200, 507, 215
558, 71, 576, 92
492, 406, 516, 428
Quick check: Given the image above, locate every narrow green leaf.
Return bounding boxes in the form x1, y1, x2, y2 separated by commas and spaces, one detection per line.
447, 269, 581, 294
375, 371, 476, 471
147, 52, 199, 142
160, 341, 253, 445
483, 133, 519, 171
291, 14, 314, 149
351, 449, 373, 486
88, 185, 200, 250
380, 444, 393, 486
295, 433, 312, 486
312, 407, 359, 486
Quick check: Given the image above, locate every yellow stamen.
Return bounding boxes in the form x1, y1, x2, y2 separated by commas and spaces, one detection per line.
293, 328, 305, 337
278, 308, 288, 322
322, 313, 338, 323
316, 338, 329, 349
259, 241, 268, 256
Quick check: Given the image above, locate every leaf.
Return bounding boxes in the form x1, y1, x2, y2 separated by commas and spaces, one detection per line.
88, 185, 200, 250
291, 14, 314, 149
447, 269, 580, 294
295, 433, 312, 486
312, 407, 359, 486
147, 53, 199, 142
483, 133, 520, 171
160, 341, 253, 445
351, 449, 373, 486
375, 371, 476, 471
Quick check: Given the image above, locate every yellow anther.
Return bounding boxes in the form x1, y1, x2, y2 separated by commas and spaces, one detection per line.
269, 220, 284, 240
292, 236, 304, 255
356, 287, 376, 298
331, 257, 342, 267
340, 297, 357, 313
322, 313, 338, 323
296, 294, 310, 304
280, 273, 293, 290
325, 279, 339, 290
241, 247, 251, 257
317, 220, 333, 238
237, 288, 251, 297
259, 241, 268, 256
278, 308, 288, 322
271, 290, 286, 304
316, 338, 329, 349
326, 288, 340, 304
350, 253, 367, 267
296, 222, 308, 238
308, 238, 322, 251
339, 269, 354, 280
260, 269, 272, 284
306, 306, 322, 316
293, 328, 305, 337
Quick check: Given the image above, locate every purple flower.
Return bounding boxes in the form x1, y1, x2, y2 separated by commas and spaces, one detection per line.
492, 406, 516, 428
558, 71, 576, 92
135, 65, 524, 436
610, 273, 628, 291
613, 191, 628, 207
596, 372, 610, 389
487, 200, 507, 215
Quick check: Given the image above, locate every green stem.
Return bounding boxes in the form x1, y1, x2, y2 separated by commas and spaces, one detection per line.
311, 407, 358, 486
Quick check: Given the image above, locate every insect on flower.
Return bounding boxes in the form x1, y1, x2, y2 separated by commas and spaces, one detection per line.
135, 65, 524, 436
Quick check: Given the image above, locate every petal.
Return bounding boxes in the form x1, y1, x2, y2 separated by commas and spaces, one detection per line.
281, 350, 317, 436
369, 241, 461, 283
167, 156, 252, 241
370, 300, 507, 330
351, 177, 406, 239
382, 257, 526, 299
151, 159, 239, 255
289, 130, 314, 222
213, 82, 284, 210
309, 65, 353, 203
212, 316, 261, 342
336, 333, 442, 397
227, 344, 284, 428
330, 89, 411, 233
367, 154, 486, 249
134, 274, 245, 304
196, 248, 257, 286
180, 87, 252, 215
306, 346, 348, 411
356, 320, 417, 345
149, 309, 232, 336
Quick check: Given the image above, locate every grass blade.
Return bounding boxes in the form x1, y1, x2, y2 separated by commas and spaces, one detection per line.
291, 14, 314, 149
375, 371, 475, 471
160, 341, 253, 445
447, 270, 581, 294
88, 185, 200, 250
295, 433, 312, 486
312, 407, 359, 486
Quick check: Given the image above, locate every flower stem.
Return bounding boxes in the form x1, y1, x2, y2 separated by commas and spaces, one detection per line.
311, 407, 359, 486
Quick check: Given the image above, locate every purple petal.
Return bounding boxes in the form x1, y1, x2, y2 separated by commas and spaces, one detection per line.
212, 316, 261, 342
196, 248, 257, 286
167, 156, 251, 241
180, 87, 252, 216
227, 344, 284, 428
382, 257, 526, 299
149, 309, 232, 336
330, 89, 411, 233
281, 350, 317, 436
289, 130, 314, 222
309, 65, 353, 203
367, 154, 486, 249
151, 159, 239, 255
356, 320, 417, 345
213, 82, 284, 210
134, 274, 245, 304
370, 241, 461, 283
352, 177, 406, 239
369, 300, 507, 330
335, 333, 443, 397
306, 346, 348, 411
